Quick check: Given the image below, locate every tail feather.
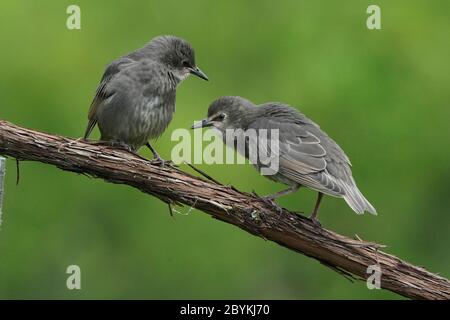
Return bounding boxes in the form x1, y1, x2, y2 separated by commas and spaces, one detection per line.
342, 180, 377, 215
84, 119, 97, 140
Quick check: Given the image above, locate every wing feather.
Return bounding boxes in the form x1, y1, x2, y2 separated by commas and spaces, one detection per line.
247, 105, 351, 196
84, 57, 135, 139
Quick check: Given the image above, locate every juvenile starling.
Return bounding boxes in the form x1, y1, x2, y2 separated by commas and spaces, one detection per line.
84, 35, 208, 160
192, 96, 376, 224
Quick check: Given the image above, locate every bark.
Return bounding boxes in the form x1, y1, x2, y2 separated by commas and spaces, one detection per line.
0, 119, 449, 300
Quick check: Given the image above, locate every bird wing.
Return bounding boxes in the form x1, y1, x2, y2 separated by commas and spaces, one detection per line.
247, 105, 351, 197
84, 57, 136, 139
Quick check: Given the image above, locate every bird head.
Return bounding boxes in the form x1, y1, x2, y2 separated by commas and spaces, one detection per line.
147, 35, 208, 81
191, 96, 255, 132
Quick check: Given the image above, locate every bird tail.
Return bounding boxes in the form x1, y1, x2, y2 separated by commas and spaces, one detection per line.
342, 179, 377, 215
84, 119, 97, 140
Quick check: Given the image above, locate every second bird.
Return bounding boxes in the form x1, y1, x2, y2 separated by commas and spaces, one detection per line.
84, 35, 208, 160
192, 96, 376, 224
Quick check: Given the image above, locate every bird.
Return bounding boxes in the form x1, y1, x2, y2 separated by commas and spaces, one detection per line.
84, 35, 208, 162
192, 96, 376, 224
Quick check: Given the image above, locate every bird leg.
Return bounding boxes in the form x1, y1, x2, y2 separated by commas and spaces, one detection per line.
309, 192, 323, 226
259, 185, 300, 214
263, 184, 300, 201
259, 196, 283, 214
145, 142, 174, 167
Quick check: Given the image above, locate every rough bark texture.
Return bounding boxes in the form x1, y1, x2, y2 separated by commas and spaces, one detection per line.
0, 119, 449, 300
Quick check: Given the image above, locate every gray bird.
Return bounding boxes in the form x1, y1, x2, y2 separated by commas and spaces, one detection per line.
192, 96, 376, 224
84, 35, 208, 160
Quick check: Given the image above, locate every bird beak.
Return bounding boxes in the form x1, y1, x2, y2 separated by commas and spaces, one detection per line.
189, 66, 209, 81
191, 118, 211, 129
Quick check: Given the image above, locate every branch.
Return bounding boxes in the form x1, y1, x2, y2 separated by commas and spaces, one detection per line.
0, 119, 448, 300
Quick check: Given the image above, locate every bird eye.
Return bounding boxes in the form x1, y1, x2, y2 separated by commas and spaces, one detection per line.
215, 113, 226, 121
182, 60, 190, 67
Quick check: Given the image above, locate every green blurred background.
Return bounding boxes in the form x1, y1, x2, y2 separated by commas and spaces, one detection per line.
0, 0, 449, 299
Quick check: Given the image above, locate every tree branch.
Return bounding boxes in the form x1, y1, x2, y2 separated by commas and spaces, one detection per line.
0, 119, 448, 300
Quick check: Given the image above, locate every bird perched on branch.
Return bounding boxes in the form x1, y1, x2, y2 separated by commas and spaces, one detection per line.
84, 35, 208, 162
192, 96, 376, 224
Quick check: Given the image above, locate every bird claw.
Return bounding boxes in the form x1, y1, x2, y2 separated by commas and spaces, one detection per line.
309, 215, 322, 228
89, 140, 134, 152
152, 157, 177, 168
251, 191, 283, 214
113, 142, 133, 152
260, 196, 284, 214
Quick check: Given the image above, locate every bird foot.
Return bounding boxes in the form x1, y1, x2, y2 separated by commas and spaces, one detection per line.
152, 156, 177, 168
86, 140, 134, 152
111, 142, 134, 152
309, 214, 322, 228
260, 195, 284, 214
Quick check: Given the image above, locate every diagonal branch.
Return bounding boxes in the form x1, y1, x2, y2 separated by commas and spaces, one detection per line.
0, 119, 448, 300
